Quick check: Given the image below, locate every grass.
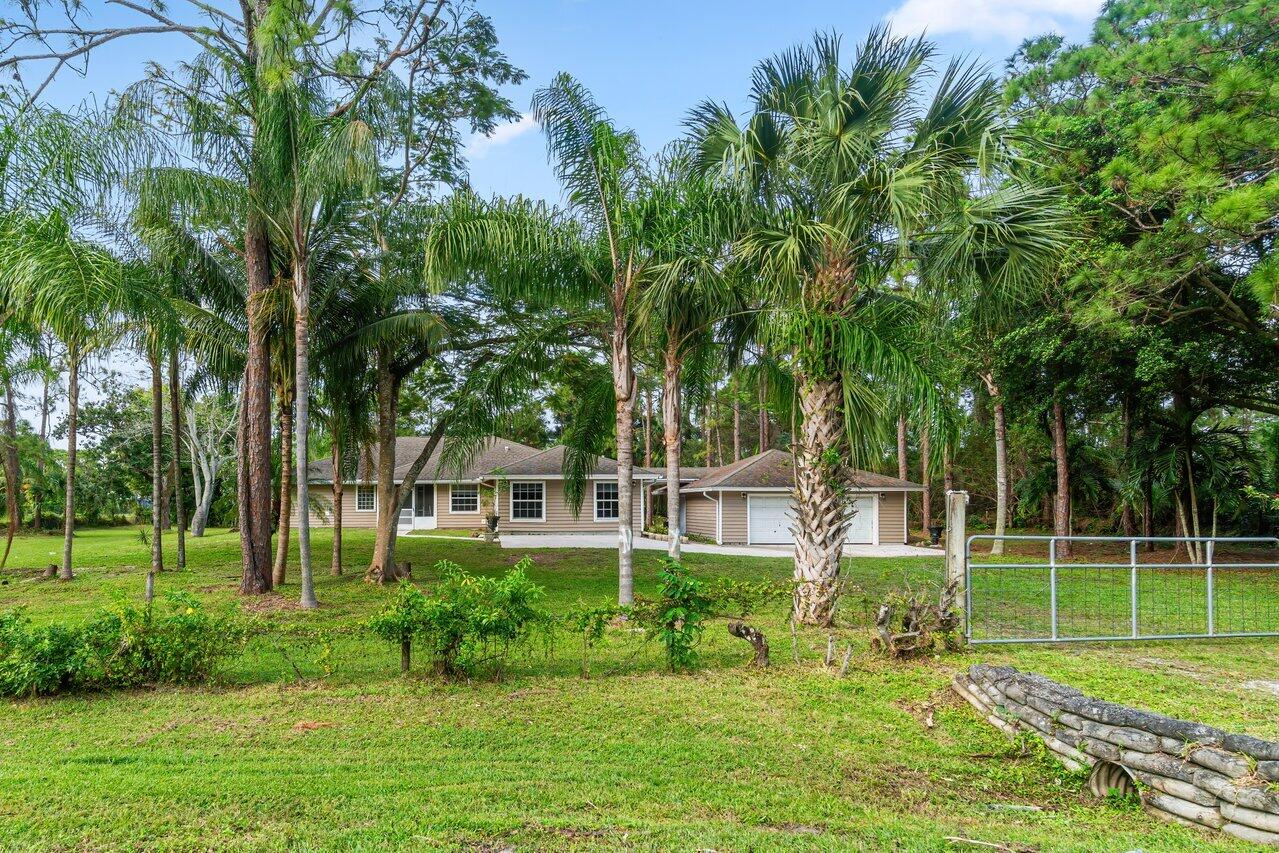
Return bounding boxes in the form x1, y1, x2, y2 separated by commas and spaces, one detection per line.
0, 526, 1276, 850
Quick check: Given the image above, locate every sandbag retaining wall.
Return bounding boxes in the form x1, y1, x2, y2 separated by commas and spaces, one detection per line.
953, 664, 1279, 846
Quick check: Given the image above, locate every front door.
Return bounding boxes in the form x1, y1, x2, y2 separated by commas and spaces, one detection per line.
413, 483, 436, 530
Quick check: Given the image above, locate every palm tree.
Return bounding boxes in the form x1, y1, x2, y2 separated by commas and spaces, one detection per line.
254, 29, 378, 608
639, 162, 744, 559
0, 214, 133, 579
688, 30, 1068, 624
427, 78, 694, 604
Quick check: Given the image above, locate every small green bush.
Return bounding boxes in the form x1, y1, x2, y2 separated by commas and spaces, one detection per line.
0, 594, 242, 698
0, 610, 87, 698
83, 592, 244, 687
367, 581, 429, 673
368, 557, 552, 678
631, 559, 713, 673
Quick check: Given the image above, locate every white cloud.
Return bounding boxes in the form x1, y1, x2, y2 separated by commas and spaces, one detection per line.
467, 112, 538, 159
886, 0, 1100, 41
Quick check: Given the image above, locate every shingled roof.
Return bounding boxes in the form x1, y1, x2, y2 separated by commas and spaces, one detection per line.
490, 444, 660, 479
307, 436, 541, 483
683, 449, 923, 492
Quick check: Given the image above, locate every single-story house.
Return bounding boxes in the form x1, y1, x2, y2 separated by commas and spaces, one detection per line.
672, 449, 923, 546
297, 436, 658, 534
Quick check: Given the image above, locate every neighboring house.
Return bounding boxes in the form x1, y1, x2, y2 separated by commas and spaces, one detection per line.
297, 436, 657, 534
673, 449, 923, 546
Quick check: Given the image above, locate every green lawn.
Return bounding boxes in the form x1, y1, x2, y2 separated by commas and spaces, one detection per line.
1, 527, 1276, 850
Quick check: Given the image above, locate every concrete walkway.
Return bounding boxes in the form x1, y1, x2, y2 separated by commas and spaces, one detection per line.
497, 533, 940, 558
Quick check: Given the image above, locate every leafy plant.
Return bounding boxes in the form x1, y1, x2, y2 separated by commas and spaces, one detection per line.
564, 599, 625, 678
634, 559, 713, 673
0, 609, 86, 698
367, 580, 429, 674
82, 592, 243, 687
369, 558, 552, 678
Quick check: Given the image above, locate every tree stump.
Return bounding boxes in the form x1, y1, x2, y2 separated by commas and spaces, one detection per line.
727, 621, 770, 667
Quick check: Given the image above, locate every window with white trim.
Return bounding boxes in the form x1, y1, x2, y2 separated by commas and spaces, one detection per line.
510, 481, 544, 521
450, 484, 479, 513
355, 485, 376, 512
594, 481, 619, 521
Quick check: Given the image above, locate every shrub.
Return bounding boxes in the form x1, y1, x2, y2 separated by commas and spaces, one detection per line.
368, 558, 552, 678
564, 600, 626, 678
367, 581, 429, 673
83, 592, 244, 687
631, 559, 713, 673
0, 609, 86, 698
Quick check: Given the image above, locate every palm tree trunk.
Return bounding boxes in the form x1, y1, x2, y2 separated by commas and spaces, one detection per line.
1186, 454, 1202, 564
943, 442, 955, 495
920, 425, 932, 534
369, 349, 400, 581
643, 387, 652, 467
2, 376, 22, 567
792, 374, 847, 626
34, 370, 48, 532
662, 341, 682, 560
272, 386, 293, 587
612, 318, 636, 604
240, 220, 274, 594
149, 350, 165, 576
168, 347, 187, 569
1052, 398, 1072, 559
293, 251, 317, 608
896, 413, 907, 480
732, 376, 741, 462
331, 439, 343, 577
59, 342, 79, 581
758, 374, 768, 453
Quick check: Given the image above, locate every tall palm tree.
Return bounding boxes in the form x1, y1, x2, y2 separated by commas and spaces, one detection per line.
639, 161, 744, 559
254, 25, 378, 609
427, 77, 692, 604
688, 29, 1068, 624
0, 214, 134, 579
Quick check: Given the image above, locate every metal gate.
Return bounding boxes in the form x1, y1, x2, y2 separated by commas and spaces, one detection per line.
964, 535, 1279, 644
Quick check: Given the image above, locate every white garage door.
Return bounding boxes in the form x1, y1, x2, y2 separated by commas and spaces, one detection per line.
747, 495, 793, 544
846, 495, 875, 544
747, 495, 876, 545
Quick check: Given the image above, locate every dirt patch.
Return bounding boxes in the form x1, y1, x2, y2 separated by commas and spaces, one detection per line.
291, 720, 336, 732
240, 595, 306, 614
1242, 680, 1279, 697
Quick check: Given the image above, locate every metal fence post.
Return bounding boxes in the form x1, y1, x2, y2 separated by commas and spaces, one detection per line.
1206, 539, 1215, 637
945, 491, 969, 633
1130, 538, 1138, 639
1049, 537, 1059, 641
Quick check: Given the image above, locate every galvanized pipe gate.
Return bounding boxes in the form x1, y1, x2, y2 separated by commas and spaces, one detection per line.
944, 494, 1279, 644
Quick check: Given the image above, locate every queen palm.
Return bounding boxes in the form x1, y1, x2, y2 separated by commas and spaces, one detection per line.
426, 76, 679, 604
0, 214, 135, 579
639, 159, 745, 559
688, 30, 1068, 624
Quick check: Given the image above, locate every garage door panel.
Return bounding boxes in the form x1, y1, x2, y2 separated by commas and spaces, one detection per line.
748, 494, 876, 545
846, 496, 875, 544
747, 495, 793, 544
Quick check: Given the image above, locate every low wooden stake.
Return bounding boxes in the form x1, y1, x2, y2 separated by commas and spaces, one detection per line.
838, 645, 853, 677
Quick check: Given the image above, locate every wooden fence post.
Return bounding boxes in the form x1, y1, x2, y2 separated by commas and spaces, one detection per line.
945, 490, 968, 631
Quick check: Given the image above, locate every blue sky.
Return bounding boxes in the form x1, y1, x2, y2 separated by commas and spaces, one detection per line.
463, 0, 1101, 202
40, 0, 1102, 205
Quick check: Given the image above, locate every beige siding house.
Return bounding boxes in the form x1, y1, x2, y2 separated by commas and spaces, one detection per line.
297, 437, 656, 536
674, 449, 921, 546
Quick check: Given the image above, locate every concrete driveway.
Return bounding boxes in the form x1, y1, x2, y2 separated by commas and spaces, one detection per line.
497, 533, 940, 558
